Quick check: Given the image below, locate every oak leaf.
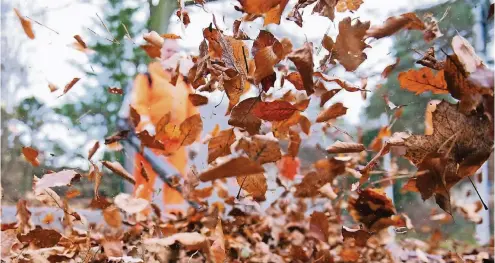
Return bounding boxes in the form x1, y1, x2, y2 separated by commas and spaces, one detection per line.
348, 188, 397, 231
17, 227, 61, 248
178, 114, 203, 146
331, 17, 370, 71
336, 0, 363, 12
398, 67, 448, 95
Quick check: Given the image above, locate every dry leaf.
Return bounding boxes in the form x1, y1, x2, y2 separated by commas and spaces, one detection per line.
103, 205, 122, 228
349, 188, 397, 231
199, 156, 265, 182
73, 35, 87, 49
48, 83, 58, 92
102, 161, 136, 185
42, 213, 54, 225
236, 173, 267, 201
17, 227, 61, 248
252, 100, 297, 121
342, 226, 372, 246
398, 67, 448, 95
235, 135, 282, 164
336, 0, 363, 12
143, 31, 164, 47
309, 211, 329, 242
366, 13, 425, 39
228, 97, 262, 135
286, 72, 304, 91
14, 8, 34, 39
35, 170, 81, 191
141, 44, 161, 58
104, 130, 129, 145
326, 141, 365, 154
277, 155, 299, 180
129, 106, 140, 128
208, 128, 235, 163
61, 78, 81, 96
88, 141, 100, 160
108, 87, 124, 95
161, 33, 181, 39
381, 58, 400, 79
331, 17, 370, 71
319, 183, 337, 200
114, 193, 148, 214
320, 89, 341, 107
179, 114, 203, 146
22, 146, 40, 166
288, 42, 314, 95
65, 188, 81, 199
316, 102, 348, 122
288, 129, 301, 157
188, 94, 208, 106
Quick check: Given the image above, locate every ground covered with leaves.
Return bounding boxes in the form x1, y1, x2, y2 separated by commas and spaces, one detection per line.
4, 0, 495, 262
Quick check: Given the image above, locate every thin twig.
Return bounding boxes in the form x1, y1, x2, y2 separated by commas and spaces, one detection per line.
242, 46, 249, 72
25, 16, 59, 34
121, 23, 135, 44
96, 13, 120, 44
467, 176, 489, 210
86, 27, 114, 43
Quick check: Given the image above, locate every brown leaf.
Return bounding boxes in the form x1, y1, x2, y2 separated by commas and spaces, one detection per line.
144, 31, 164, 47
349, 188, 397, 231
316, 102, 347, 122
199, 156, 265, 182
88, 141, 100, 160
298, 115, 311, 135
35, 170, 81, 191
14, 8, 34, 39
102, 161, 136, 185
312, 0, 338, 21
233, 20, 250, 40
104, 130, 129, 145
326, 141, 365, 154
330, 17, 370, 71
22, 146, 40, 166
103, 205, 122, 228
188, 93, 208, 106
288, 42, 314, 95
101, 236, 124, 258
295, 159, 345, 197
252, 100, 297, 121
314, 72, 363, 92
179, 114, 203, 146
263, 0, 289, 26
48, 83, 58, 92
336, 0, 363, 12
309, 211, 329, 242
228, 97, 262, 135
129, 106, 140, 128
73, 35, 87, 49
141, 44, 161, 58
398, 67, 448, 95
277, 155, 299, 180
288, 129, 301, 157
137, 130, 164, 149
366, 13, 425, 39
17, 227, 61, 248
114, 193, 148, 214
238, 0, 281, 14
342, 226, 372, 246
236, 135, 282, 164
61, 77, 81, 96
237, 173, 267, 201
286, 72, 304, 91
381, 58, 400, 79
65, 188, 81, 199
208, 128, 235, 163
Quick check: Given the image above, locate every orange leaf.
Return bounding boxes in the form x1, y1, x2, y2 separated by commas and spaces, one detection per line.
188, 94, 208, 106
366, 13, 425, 39
228, 97, 262, 135
73, 35, 87, 49
14, 8, 34, 39
298, 115, 311, 135
141, 44, 161, 58
48, 83, 58, 92
60, 78, 81, 96
287, 43, 314, 95
42, 213, 54, 225
252, 101, 297, 121
342, 226, 372, 246
286, 72, 304, 91
161, 33, 181, 39
309, 211, 329, 242
103, 205, 122, 228
65, 188, 81, 199
22, 146, 40, 166
398, 67, 448, 95
316, 102, 347, 122
179, 114, 203, 146
88, 141, 100, 160
277, 155, 299, 180
236, 173, 267, 201
336, 0, 364, 12
320, 89, 341, 107
199, 156, 265, 182
381, 58, 400, 79
208, 128, 235, 163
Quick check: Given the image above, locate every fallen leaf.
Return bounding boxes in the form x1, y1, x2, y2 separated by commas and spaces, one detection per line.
326, 141, 365, 154
199, 156, 265, 182
208, 128, 235, 163
398, 67, 448, 95
210, 219, 226, 263
102, 161, 136, 185
252, 100, 298, 121
141, 44, 161, 58
14, 8, 34, 39
342, 226, 372, 246
288, 42, 314, 95
22, 146, 40, 166
299, 115, 311, 135
34, 170, 81, 191
179, 114, 203, 146
88, 141, 100, 160
236, 173, 267, 201
144, 232, 206, 247
188, 94, 208, 106
102, 236, 124, 258
17, 227, 62, 248
309, 211, 329, 242
286, 72, 304, 90
114, 193, 148, 214
288, 129, 301, 157
312, 0, 338, 21
104, 130, 129, 145
228, 97, 262, 135
316, 102, 347, 122
143, 31, 164, 47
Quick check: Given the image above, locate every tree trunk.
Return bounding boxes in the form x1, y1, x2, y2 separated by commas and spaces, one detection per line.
149, 0, 178, 33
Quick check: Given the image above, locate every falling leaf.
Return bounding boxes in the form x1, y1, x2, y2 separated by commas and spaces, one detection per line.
320, 89, 341, 107
104, 130, 129, 145
299, 115, 311, 135
398, 67, 448, 95
208, 128, 236, 163
141, 44, 161, 58
316, 102, 348, 122
381, 58, 400, 79
366, 13, 425, 39
14, 8, 34, 39
458, 201, 483, 224
102, 161, 136, 185
188, 94, 208, 106
288, 129, 301, 157
73, 35, 87, 49
137, 130, 164, 149
309, 211, 329, 242
179, 114, 203, 146
102, 236, 124, 258
143, 31, 164, 47
22, 146, 40, 166
199, 156, 265, 182
17, 227, 62, 248
228, 97, 262, 135
295, 158, 345, 197
34, 170, 81, 191
161, 33, 181, 39
103, 205, 122, 228
336, 0, 363, 12
65, 188, 81, 199
286, 72, 304, 91
326, 141, 365, 154
42, 213, 54, 225
252, 100, 298, 121
288, 42, 314, 95
277, 155, 299, 180
236, 135, 282, 164
61, 78, 81, 96
314, 72, 363, 92
48, 83, 58, 92
236, 173, 267, 201
88, 141, 100, 160
108, 87, 123, 95
349, 188, 397, 231
114, 193, 148, 214
342, 226, 372, 246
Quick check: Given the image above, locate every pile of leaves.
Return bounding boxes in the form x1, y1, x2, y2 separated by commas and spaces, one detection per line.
5, 1, 494, 262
